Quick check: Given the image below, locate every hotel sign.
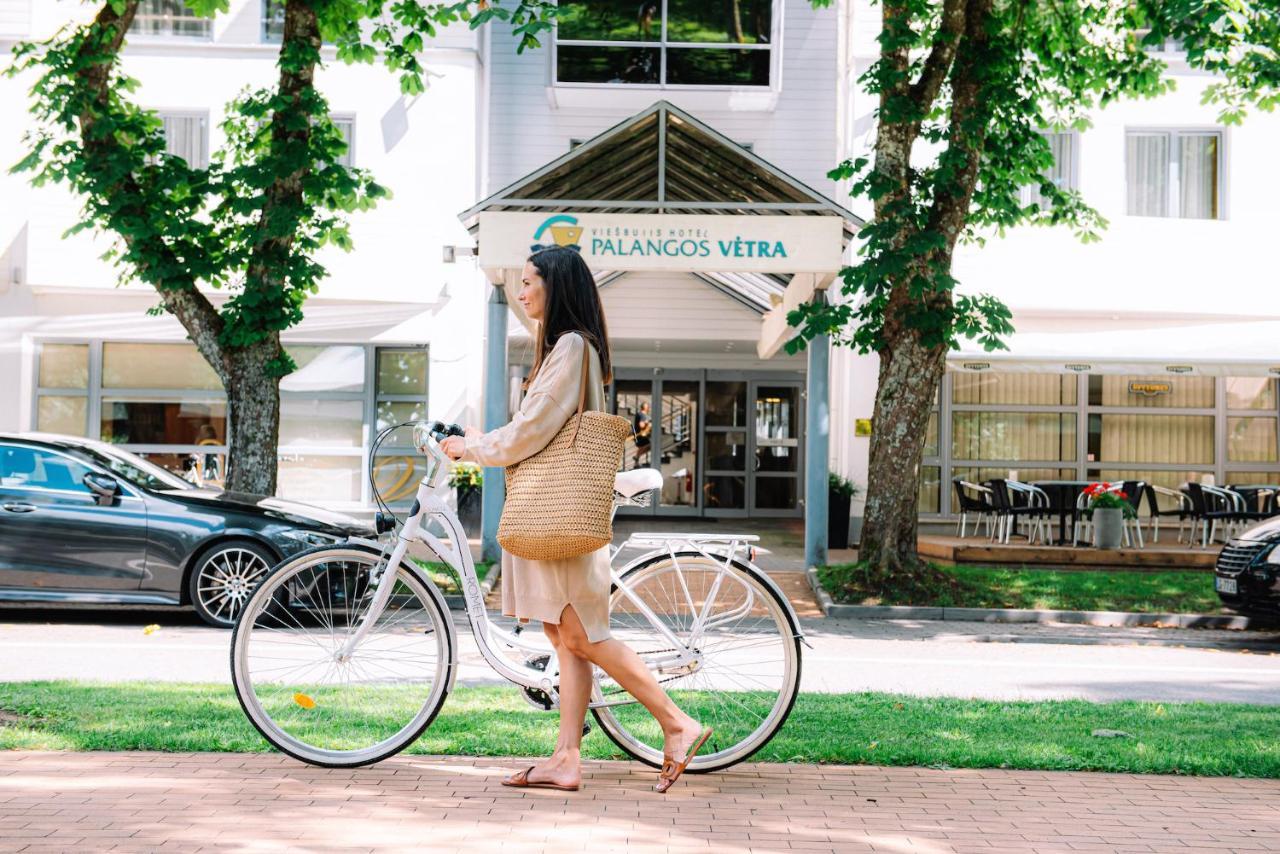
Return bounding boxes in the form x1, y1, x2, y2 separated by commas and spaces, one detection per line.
1129, 381, 1172, 397
477, 212, 844, 273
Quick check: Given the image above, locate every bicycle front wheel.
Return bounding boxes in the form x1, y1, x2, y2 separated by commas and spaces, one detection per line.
230, 546, 455, 768
591, 552, 802, 772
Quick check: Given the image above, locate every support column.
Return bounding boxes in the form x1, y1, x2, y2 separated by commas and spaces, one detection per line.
804, 293, 831, 570
481, 282, 508, 563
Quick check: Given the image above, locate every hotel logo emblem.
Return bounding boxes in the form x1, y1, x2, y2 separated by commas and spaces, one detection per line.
533, 214, 584, 248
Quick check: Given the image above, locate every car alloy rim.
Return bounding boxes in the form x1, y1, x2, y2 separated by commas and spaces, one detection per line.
198, 548, 271, 624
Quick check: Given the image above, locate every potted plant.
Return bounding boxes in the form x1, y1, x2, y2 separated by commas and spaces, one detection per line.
449, 462, 483, 531
1083, 482, 1135, 549
828, 472, 859, 550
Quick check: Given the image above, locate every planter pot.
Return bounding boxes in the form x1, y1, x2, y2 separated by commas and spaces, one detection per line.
828, 490, 853, 550
849, 515, 864, 548
456, 486, 482, 532
1092, 507, 1124, 549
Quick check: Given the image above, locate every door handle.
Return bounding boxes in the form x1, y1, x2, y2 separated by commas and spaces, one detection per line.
2, 503, 36, 513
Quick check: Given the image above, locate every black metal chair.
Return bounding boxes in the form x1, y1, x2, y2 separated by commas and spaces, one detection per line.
987, 479, 1052, 544
1184, 482, 1249, 547
952, 479, 997, 539
1144, 484, 1192, 543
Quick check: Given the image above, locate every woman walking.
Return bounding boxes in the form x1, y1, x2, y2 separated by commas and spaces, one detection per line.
440, 245, 711, 793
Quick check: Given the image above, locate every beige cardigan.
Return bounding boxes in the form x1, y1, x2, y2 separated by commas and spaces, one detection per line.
460, 332, 613, 641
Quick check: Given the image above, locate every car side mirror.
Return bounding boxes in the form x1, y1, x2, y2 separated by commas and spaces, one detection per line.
83, 472, 120, 506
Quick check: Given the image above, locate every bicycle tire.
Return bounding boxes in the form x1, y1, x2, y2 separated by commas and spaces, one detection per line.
590, 551, 802, 773
230, 544, 457, 768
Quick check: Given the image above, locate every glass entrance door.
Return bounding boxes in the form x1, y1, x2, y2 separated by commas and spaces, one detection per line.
654, 372, 700, 515
751, 381, 803, 516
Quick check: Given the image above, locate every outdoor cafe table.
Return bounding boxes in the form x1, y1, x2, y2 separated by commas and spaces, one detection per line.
1031, 480, 1092, 546
1226, 484, 1280, 514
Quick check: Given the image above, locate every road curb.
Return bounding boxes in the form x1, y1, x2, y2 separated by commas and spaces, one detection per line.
444, 563, 499, 611
804, 566, 1269, 630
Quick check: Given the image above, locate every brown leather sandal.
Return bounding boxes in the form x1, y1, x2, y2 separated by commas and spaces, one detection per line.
654, 726, 713, 794
501, 766, 580, 792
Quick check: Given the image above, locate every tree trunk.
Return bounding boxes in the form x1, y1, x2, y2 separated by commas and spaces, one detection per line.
222, 339, 283, 496
859, 326, 948, 576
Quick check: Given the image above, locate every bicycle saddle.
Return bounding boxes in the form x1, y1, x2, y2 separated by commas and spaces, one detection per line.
614, 468, 663, 498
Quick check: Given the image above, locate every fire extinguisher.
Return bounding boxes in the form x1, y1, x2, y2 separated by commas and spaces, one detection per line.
685, 470, 693, 494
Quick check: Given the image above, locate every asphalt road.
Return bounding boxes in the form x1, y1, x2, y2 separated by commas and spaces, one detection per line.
3, 604, 1279, 704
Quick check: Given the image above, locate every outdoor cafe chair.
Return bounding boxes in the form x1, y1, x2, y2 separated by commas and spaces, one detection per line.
1184, 482, 1258, 547
952, 479, 997, 539
989, 479, 1052, 545
1144, 484, 1192, 544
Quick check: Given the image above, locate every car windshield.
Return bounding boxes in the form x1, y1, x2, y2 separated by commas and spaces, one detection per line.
72, 445, 192, 492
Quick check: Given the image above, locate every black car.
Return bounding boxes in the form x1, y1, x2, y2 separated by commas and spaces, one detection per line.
0, 433, 374, 627
1214, 517, 1280, 618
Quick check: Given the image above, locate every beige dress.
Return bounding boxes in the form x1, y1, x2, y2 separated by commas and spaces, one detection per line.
461, 331, 614, 643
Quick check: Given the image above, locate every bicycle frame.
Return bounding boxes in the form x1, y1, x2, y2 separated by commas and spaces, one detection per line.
334, 425, 804, 710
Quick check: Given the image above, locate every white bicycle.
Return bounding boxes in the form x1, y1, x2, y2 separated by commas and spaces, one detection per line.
230, 420, 806, 770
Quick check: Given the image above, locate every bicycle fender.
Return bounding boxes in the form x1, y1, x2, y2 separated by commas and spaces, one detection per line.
616, 548, 810, 648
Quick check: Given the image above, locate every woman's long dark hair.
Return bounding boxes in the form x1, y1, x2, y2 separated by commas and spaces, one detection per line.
524, 245, 613, 390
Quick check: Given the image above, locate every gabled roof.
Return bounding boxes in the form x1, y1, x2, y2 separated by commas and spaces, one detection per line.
459, 101, 862, 233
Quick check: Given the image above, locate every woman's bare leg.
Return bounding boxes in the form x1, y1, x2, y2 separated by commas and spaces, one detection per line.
555, 604, 703, 760
502, 621, 590, 789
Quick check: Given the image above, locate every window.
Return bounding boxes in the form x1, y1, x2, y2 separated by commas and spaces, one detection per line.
159, 113, 210, 169
0, 446, 93, 493
35, 344, 89, 437
1021, 132, 1077, 209
262, 0, 286, 42
555, 0, 774, 87
32, 340, 425, 507
132, 0, 212, 39
332, 116, 355, 167
1125, 130, 1222, 219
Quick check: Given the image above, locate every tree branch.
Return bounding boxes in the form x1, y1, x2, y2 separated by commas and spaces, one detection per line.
73, 1, 227, 379
926, 0, 995, 255
908, 0, 966, 113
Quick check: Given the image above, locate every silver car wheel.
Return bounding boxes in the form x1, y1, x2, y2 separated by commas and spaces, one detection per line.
196, 546, 273, 627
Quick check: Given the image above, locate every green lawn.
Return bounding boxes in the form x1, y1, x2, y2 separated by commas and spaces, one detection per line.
414, 560, 493, 595
2, 682, 1277, 777
818, 563, 1222, 614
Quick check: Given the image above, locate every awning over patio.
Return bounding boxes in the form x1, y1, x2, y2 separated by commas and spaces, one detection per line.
949, 320, 1280, 377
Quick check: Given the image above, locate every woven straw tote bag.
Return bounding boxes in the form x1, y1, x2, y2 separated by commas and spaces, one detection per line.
497, 342, 633, 561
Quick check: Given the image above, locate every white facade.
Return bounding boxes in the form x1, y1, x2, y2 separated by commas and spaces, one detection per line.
831, 1, 1280, 522
5, 0, 1276, 523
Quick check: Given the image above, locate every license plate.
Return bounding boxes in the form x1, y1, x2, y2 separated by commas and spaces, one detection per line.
1215, 577, 1238, 595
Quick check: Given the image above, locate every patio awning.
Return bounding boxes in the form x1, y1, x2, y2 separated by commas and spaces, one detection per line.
949, 320, 1280, 377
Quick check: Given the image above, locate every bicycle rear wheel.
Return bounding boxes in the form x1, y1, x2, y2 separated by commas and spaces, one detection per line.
230, 546, 455, 768
590, 552, 802, 772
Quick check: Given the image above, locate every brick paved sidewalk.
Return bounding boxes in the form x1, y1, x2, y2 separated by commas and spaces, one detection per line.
1, 752, 1277, 853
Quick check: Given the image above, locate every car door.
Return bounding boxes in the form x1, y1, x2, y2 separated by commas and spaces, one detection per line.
0, 443, 148, 591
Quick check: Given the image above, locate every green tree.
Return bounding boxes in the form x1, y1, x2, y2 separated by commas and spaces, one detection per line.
797, 0, 1278, 585
7, 0, 554, 494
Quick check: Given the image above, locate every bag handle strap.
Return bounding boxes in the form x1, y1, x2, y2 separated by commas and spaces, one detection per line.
569, 338, 591, 449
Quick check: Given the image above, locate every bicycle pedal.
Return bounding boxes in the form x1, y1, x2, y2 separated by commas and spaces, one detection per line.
581, 720, 591, 738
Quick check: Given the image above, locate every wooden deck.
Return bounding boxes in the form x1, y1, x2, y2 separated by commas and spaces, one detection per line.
917, 534, 1218, 571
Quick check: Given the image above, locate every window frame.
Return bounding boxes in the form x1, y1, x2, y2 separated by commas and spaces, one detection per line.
551, 0, 782, 91
929, 371, 1280, 521
31, 338, 429, 511
155, 109, 211, 170
1124, 126, 1227, 221
331, 114, 356, 168
1020, 130, 1080, 208
130, 0, 214, 41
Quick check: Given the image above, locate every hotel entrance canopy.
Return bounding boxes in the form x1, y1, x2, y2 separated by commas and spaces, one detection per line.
459, 101, 862, 566
458, 101, 862, 360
